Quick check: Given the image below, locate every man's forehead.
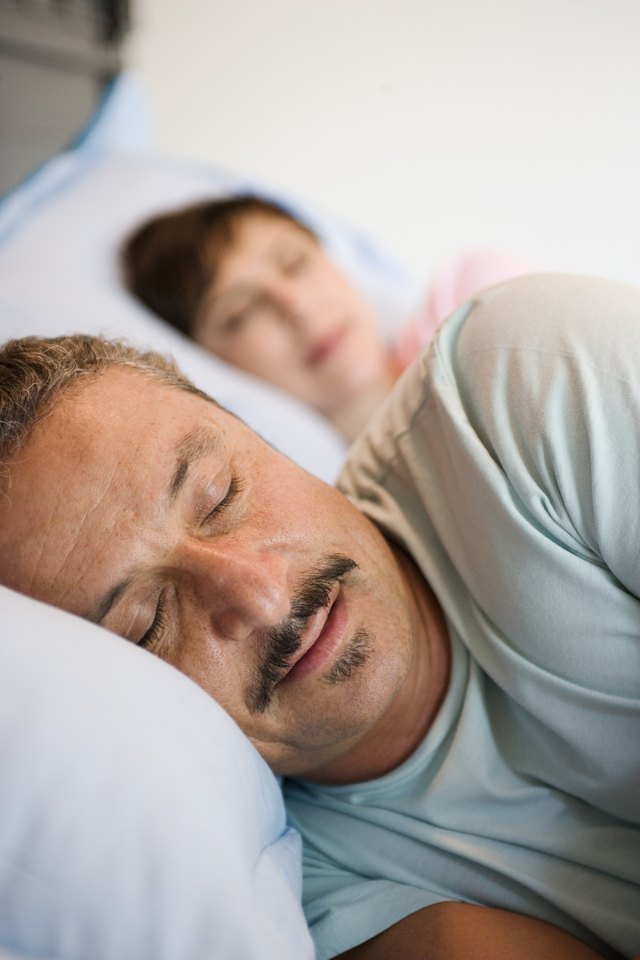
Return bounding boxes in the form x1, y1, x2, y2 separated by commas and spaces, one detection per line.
52, 365, 228, 471
0, 366, 228, 597
70, 363, 199, 412
50, 365, 227, 447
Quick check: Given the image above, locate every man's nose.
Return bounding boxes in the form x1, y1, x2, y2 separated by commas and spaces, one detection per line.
178, 538, 292, 642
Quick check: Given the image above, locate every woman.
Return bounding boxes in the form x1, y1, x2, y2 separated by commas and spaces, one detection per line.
123, 195, 531, 441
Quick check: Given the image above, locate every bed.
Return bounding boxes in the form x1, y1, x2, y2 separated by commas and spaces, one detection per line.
0, 5, 419, 957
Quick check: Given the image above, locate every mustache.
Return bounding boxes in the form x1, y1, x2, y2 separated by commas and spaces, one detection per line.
246, 553, 358, 713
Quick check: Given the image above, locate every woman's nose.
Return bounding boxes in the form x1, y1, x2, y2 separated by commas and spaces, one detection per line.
179, 538, 292, 642
274, 283, 319, 334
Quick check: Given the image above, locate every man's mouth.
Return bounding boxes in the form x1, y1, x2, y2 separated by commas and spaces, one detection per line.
280, 584, 348, 683
246, 554, 358, 713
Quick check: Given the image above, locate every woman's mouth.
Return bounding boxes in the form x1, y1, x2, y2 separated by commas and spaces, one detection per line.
306, 327, 348, 368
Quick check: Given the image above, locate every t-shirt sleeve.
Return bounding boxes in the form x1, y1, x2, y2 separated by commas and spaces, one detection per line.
446, 271, 640, 605
285, 797, 447, 960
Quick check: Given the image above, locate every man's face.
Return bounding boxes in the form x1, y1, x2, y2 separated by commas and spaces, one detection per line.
0, 368, 417, 776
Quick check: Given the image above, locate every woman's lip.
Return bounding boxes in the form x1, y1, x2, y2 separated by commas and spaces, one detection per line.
281, 586, 348, 683
306, 327, 347, 367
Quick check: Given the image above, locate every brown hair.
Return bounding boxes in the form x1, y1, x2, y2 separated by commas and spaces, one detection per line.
121, 194, 317, 337
0, 333, 215, 488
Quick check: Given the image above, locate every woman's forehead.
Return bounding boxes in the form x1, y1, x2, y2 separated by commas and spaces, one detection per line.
214, 215, 315, 274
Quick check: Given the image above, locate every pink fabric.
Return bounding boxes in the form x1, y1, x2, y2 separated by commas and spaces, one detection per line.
393, 249, 536, 371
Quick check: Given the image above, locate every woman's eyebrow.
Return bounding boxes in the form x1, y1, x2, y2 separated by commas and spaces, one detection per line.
168, 424, 220, 503
200, 283, 255, 319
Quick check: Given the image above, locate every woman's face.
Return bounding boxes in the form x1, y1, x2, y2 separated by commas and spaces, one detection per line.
193, 213, 391, 419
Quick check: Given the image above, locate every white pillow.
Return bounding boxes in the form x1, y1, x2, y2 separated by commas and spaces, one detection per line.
0, 585, 315, 960
0, 75, 421, 485
0, 148, 347, 484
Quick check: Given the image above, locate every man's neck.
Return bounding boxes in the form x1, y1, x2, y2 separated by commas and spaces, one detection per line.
302, 545, 451, 786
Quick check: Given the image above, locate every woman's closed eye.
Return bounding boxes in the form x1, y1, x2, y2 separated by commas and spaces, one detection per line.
223, 306, 253, 334
223, 294, 273, 334
281, 249, 309, 276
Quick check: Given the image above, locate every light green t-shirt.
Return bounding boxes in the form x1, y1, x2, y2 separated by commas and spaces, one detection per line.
284, 274, 640, 960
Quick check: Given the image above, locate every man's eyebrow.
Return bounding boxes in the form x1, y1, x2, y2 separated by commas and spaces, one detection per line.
91, 425, 220, 626
168, 424, 220, 503
93, 577, 133, 626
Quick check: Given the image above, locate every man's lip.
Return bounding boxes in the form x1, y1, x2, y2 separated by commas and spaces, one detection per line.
281, 584, 340, 678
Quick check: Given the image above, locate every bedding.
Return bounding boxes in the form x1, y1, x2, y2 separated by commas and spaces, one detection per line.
0, 76, 421, 484
0, 585, 314, 960
0, 71, 421, 958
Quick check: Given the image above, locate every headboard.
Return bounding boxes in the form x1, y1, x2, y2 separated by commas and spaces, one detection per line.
0, 0, 129, 194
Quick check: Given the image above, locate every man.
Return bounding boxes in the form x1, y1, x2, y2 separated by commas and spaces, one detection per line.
0, 274, 638, 959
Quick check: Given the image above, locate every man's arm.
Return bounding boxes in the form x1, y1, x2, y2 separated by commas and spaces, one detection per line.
337, 903, 607, 960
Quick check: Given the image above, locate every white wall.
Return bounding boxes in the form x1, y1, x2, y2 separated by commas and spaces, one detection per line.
125, 0, 640, 287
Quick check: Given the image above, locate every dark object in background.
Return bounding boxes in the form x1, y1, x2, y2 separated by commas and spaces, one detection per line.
0, 0, 130, 194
